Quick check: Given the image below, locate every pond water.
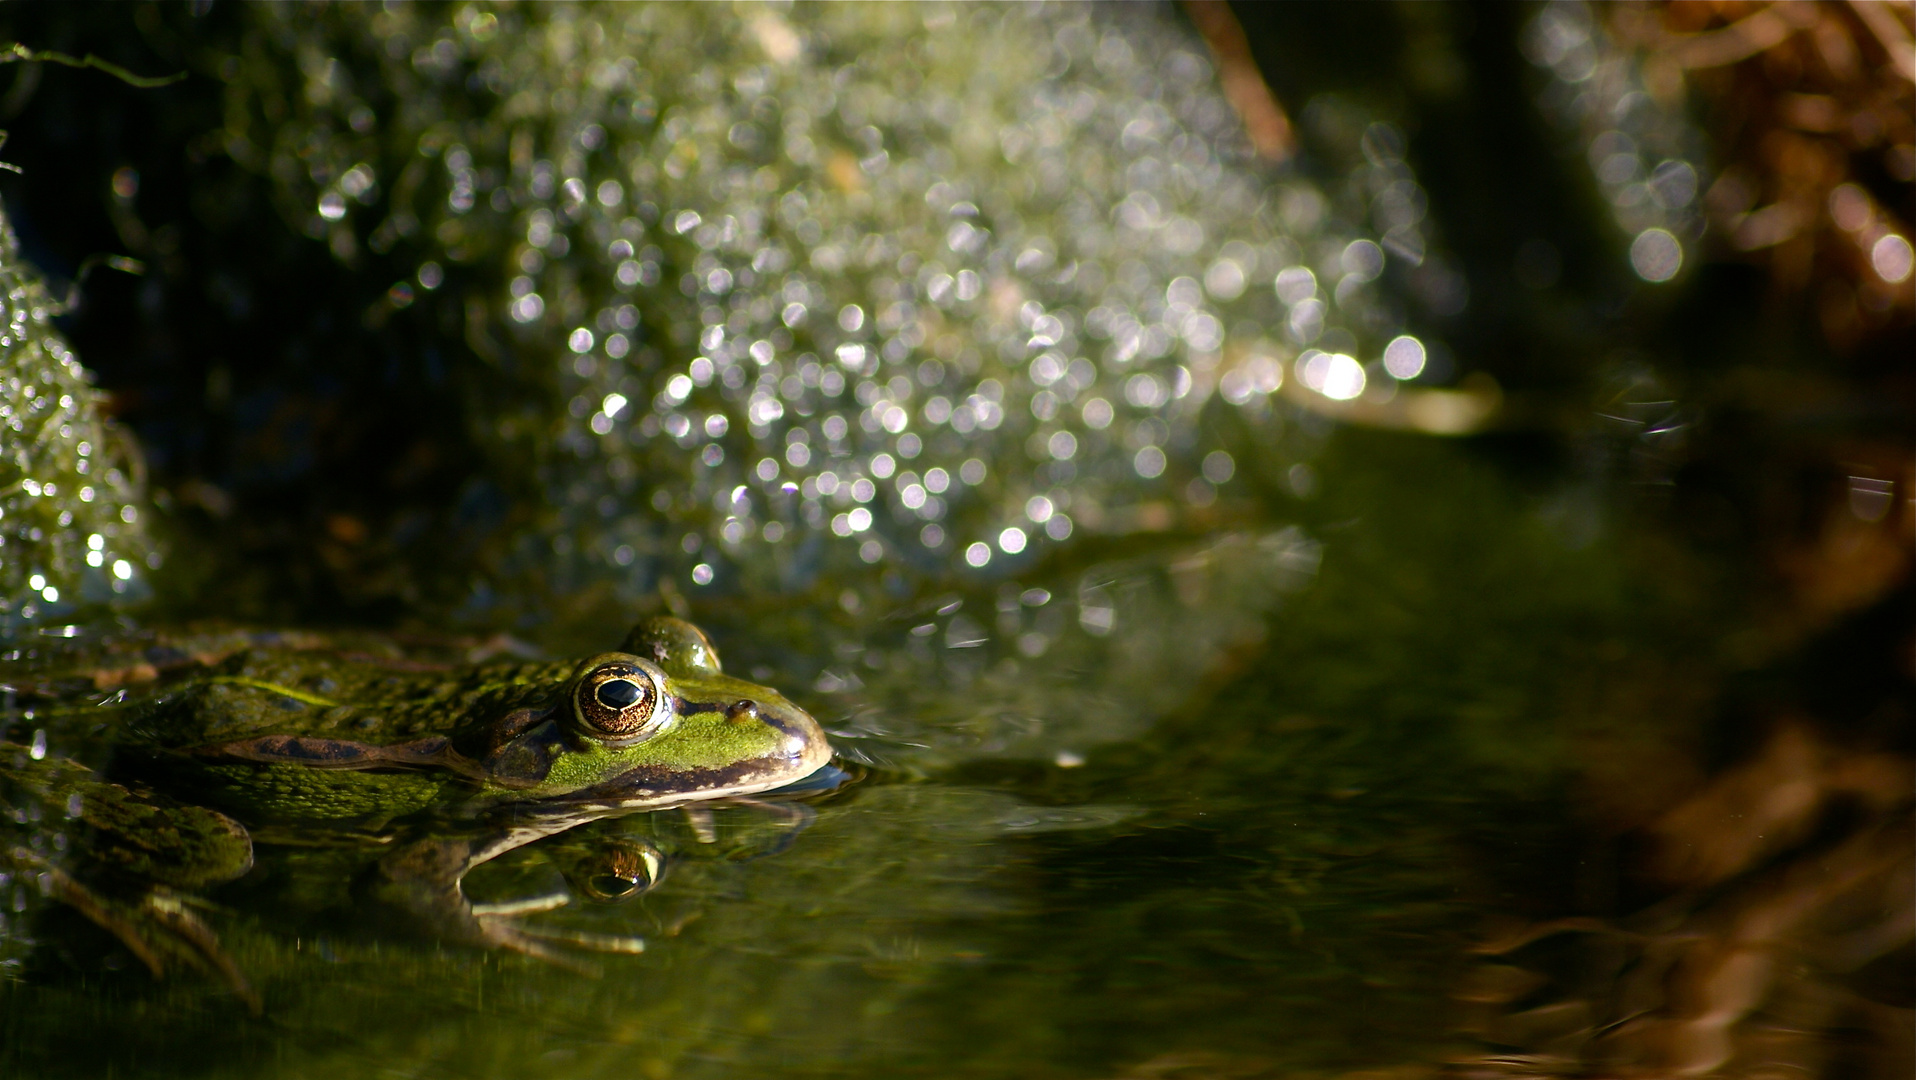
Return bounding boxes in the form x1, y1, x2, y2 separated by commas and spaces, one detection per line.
5, 427, 1905, 1079
0, 3, 1909, 1079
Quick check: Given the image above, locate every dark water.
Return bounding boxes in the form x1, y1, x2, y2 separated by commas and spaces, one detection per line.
5, 429, 1906, 1079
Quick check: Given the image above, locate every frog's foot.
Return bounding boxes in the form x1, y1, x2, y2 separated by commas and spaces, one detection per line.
468, 890, 647, 972
138, 890, 262, 1015
487, 920, 648, 972
13, 852, 260, 1013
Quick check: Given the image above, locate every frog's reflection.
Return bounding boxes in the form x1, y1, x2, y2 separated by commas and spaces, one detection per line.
370, 787, 834, 969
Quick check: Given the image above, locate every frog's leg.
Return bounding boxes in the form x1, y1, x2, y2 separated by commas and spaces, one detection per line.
680, 804, 718, 843
3, 849, 168, 977
2, 749, 260, 1011
369, 822, 648, 969
5, 748, 256, 888
2, 848, 261, 1013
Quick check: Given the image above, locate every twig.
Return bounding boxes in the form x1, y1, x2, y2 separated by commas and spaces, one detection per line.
1180, 1, 1295, 164
0, 43, 185, 89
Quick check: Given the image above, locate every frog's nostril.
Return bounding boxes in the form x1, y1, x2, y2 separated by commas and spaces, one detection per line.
726, 699, 760, 723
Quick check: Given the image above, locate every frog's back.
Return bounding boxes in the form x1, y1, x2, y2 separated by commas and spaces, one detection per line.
129, 648, 577, 750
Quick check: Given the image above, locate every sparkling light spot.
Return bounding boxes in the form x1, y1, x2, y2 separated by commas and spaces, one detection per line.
1274, 265, 1317, 304
1133, 446, 1166, 478
1871, 234, 1913, 283
691, 563, 715, 585
1302, 352, 1366, 400
998, 527, 1027, 554
1082, 398, 1114, 430
1828, 184, 1872, 232
510, 294, 544, 323
1629, 228, 1682, 282
1203, 258, 1246, 300
964, 541, 992, 567
1340, 239, 1384, 282
1383, 335, 1426, 380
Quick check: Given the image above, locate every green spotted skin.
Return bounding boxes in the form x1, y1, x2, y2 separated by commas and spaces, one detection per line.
130, 655, 582, 749
178, 761, 458, 823
124, 618, 831, 824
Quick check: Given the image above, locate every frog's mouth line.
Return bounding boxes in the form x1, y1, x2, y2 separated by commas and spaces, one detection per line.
186, 703, 829, 807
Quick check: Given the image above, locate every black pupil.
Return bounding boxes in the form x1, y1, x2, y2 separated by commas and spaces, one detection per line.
595, 678, 644, 710
590, 875, 638, 897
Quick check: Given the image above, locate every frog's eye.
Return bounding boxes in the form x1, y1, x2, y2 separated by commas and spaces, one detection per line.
574, 661, 667, 740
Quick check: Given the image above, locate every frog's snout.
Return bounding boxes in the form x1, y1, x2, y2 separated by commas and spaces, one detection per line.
761, 699, 833, 777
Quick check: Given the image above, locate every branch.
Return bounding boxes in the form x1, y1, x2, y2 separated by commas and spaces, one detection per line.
0, 43, 186, 89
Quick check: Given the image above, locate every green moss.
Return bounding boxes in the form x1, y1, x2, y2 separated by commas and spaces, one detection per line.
0, 204, 151, 626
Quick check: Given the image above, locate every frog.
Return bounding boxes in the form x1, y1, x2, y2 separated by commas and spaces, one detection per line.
2, 615, 835, 991
121, 615, 831, 822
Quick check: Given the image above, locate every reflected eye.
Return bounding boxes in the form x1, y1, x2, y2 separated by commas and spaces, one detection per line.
588, 874, 637, 898
575, 842, 666, 902
574, 662, 663, 739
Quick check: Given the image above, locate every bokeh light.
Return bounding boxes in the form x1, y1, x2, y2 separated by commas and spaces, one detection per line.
221, 1, 1467, 601
1630, 228, 1683, 283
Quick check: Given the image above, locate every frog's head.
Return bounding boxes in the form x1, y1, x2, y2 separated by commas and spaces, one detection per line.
473, 617, 831, 808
